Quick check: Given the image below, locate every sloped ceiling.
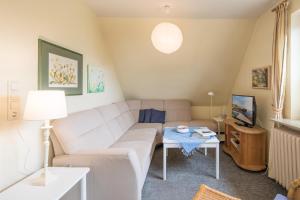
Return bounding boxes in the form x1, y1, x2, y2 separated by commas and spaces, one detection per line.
87, 0, 275, 18
99, 18, 256, 105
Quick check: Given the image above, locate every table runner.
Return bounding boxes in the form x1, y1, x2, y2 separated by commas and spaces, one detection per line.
164, 127, 214, 157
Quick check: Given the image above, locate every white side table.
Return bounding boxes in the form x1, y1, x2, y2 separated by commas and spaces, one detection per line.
213, 117, 225, 142
0, 167, 89, 200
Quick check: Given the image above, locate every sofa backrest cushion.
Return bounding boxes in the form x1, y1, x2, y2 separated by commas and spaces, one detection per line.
165, 100, 192, 122
96, 104, 123, 141
114, 101, 135, 133
141, 100, 164, 111
126, 100, 141, 122
52, 109, 115, 154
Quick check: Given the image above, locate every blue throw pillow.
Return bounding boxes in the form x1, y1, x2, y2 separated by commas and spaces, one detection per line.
150, 109, 166, 123
144, 109, 152, 123
138, 109, 145, 123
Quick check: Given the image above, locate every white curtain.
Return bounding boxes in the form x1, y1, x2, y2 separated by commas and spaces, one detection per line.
271, 0, 288, 119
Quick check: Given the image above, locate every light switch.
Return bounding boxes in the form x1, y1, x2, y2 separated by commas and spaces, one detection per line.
0, 80, 6, 120
7, 80, 20, 121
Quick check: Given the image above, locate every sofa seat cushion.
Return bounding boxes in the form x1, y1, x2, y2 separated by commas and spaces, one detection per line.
189, 120, 217, 132
130, 123, 163, 143
130, 123, 162, 135
111, 140, 153, 172
163, 121, 189, 128
119, 128, 157, 144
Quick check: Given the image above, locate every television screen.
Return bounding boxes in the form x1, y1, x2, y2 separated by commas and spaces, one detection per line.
232, 95, 256, 126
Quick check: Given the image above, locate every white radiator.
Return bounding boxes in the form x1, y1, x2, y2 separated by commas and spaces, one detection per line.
268, 127, 300, 189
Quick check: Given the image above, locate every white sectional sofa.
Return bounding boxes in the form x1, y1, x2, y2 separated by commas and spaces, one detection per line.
50, 99, 217, 200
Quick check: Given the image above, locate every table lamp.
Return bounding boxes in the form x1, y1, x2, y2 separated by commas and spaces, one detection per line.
23, 90, 67, 186
208, 91, 215, 119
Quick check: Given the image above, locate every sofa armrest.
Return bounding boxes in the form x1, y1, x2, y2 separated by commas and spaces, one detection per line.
53, 148, 142, 200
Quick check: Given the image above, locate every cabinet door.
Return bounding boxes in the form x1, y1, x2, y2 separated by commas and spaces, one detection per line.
245, 134, 266, 167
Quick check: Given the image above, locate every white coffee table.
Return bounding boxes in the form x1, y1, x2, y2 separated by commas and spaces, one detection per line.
163, 128, 220, 181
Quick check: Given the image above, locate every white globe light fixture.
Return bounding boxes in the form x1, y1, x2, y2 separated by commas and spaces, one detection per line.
151, 22, 183, 54
151, 5, 183, 54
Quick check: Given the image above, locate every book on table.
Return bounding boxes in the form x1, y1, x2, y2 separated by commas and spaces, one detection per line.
194, 128, 216, 138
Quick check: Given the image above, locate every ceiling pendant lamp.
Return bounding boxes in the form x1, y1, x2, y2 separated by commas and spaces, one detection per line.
151, 5, 183, 54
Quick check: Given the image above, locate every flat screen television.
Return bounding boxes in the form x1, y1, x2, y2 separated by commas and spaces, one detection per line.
232, 95, 256, 127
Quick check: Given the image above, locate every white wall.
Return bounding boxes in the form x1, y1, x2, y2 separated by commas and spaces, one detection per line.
0, 0, 123, 191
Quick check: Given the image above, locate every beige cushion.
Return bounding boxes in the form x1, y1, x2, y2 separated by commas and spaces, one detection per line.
130, 123, 162, 134
96, 104, 120, 122
126, 100, 142, 122
115, 101, 130, 113
52, 148, 142, 200
163, 121, 189, 128
115, 101, 136, 133
120, 128, 157, 143
141, 99, 164, 110
117, 111, 135, 133
165, 100, 191, 122
50, 130, 65, 156
112, 141, 152, 172
52, 109, 115, 154
130, 123, 163, 144
189, 120, 218, 132
96, 104, 123, 140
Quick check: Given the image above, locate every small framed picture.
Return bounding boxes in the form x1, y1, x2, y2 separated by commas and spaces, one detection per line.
87, 65, 105, 94
252, 66, 271, 89
38, 39, 83, 95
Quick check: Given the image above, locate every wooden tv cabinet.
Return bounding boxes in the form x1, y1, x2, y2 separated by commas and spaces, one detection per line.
223, 119, 266, 171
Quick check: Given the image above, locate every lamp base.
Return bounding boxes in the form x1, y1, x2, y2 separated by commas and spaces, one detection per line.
31, 168, 57, 186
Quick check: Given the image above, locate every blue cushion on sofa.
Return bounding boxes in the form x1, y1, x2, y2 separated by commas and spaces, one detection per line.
144, 109, 152, 123
138, 109, 165, 123
139, 109, 152, 123
150, 109, 165, 123
138, 109, 145, 123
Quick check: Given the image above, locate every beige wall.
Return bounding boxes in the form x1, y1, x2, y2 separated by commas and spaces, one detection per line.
229, 11, 274, 131
99, 18, 256, 106
0, 0, 123, 191
229, 0, 300, 132
192, 106, 226, 120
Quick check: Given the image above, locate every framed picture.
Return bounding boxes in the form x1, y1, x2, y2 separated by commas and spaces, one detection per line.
252, 66, 271, 89
38, 39, 83, 95
87, 65, 105, 93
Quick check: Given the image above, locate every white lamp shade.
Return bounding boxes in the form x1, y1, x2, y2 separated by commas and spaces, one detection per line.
151, 22, 183, 54
23, 90, 67, 120
208, 91, 215, 96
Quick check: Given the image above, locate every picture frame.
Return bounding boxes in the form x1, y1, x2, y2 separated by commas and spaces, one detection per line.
252, 65, 271, 89
38, 39, 83, 95
87, 65, 105, 94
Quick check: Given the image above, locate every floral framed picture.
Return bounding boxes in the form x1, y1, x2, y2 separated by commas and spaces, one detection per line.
87, 65, 105, 93
252, 66, 271, 89
38, 39, 83, 95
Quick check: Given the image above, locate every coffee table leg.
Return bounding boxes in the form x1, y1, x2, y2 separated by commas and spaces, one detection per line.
163, 145, 167, 180
216, 144, 219, 179
204, 148, 207, 156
